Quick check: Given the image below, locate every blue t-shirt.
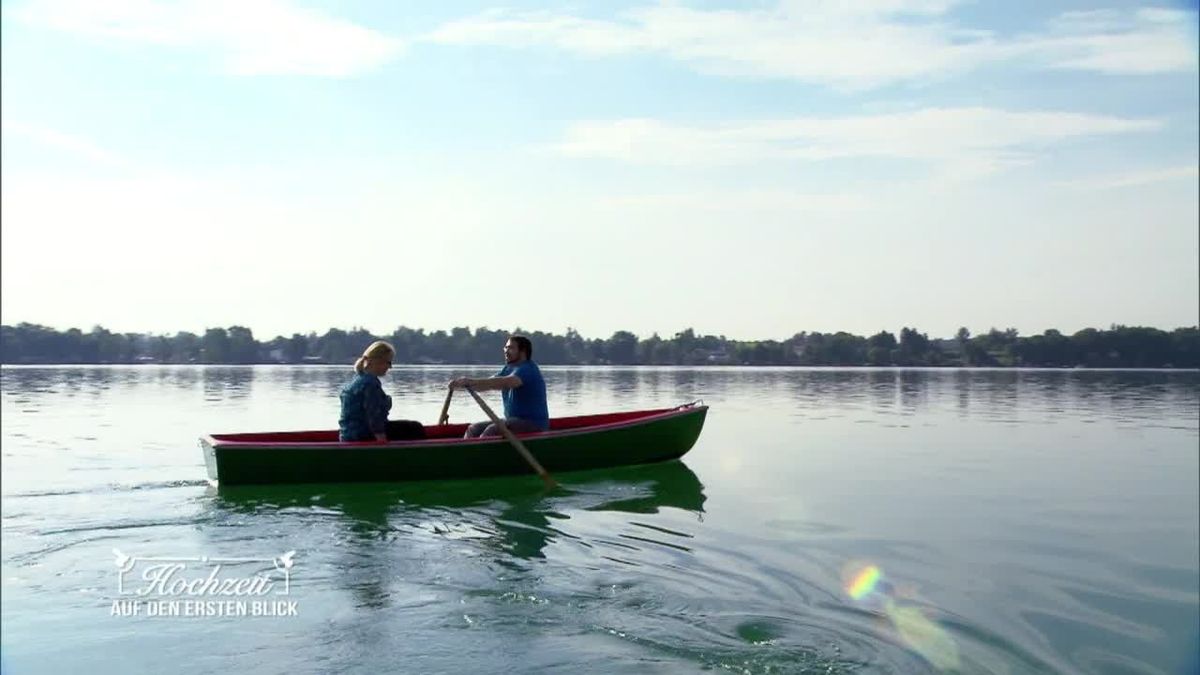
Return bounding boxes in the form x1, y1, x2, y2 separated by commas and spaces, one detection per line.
338, 372, 392, 441
497, 360, 549, 430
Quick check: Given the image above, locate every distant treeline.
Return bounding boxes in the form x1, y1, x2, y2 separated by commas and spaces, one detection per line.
2, 323, 1198, 368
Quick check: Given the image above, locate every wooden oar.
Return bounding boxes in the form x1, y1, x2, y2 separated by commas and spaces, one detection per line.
464, 386, 558, 489
437, 389, 453, 425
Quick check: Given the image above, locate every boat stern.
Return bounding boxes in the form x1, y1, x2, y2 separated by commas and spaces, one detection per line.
199, 436, 219, 486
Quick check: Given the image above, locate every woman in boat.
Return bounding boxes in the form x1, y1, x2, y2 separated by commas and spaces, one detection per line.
338, 341, 395, 442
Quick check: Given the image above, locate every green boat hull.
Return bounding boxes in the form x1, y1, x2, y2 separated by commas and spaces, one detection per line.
201, 405, 708, 486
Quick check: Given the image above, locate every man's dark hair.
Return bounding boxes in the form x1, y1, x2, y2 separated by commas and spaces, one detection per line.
509, 335, 533, 359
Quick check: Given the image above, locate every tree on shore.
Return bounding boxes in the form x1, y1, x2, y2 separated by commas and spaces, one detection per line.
1, 322, 1197, 368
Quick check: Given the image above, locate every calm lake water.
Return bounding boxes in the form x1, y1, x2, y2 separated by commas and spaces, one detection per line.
1, 366, 1197, 674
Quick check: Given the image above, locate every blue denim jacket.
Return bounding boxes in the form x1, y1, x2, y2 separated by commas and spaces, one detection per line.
338, 372, 392, 441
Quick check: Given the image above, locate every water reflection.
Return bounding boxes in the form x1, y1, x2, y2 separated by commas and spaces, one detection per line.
207, 462, 707, 608
5, 366, 1191, 429
204, 462, 704, 608
211, 461, 705, 545
201, 367, 255, 401
868, 370, 897, 411
955, 370, 972, 416
0, 365, 207, 400
898, 370, 925, 414
3, 365, 1198, 674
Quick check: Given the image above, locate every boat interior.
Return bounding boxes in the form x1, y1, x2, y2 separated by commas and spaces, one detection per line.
208, 407, 679, 444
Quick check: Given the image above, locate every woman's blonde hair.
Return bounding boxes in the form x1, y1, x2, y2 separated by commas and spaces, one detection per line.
354, 340, 395, 374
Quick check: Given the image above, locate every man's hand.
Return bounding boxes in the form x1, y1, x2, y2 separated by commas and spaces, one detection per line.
448, 377, 474, 391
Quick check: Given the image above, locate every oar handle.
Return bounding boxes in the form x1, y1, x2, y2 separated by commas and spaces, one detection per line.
437, 389, 453, 425
464, 386, 557, 489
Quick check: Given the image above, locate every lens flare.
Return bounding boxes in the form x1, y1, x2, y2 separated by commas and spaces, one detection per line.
884, 599, 961, 670
847, 565, 882, 600
842, 561, 961, 671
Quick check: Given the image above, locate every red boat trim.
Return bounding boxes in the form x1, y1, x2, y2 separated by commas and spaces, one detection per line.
205, 404, 708, 451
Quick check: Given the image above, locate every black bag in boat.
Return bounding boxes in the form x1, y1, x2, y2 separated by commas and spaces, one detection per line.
385, 419, 427, 441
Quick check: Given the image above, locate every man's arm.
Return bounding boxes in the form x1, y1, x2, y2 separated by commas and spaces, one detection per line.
449, 374, 522, 391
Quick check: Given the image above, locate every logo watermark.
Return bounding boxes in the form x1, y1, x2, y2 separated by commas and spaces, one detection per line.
110, 548, 298, 618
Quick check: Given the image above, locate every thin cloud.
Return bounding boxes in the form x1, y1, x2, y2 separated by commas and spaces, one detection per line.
1, 120, 132, 168
427, 3, 1197, 89
1020, 8, 1200, 74
550, 107, 1161, 178
600, 190, 869, 214
14, 0, 404, 77
1056, 165, 1200, 189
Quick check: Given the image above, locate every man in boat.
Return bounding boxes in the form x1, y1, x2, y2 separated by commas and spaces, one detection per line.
449, 335, 549, 438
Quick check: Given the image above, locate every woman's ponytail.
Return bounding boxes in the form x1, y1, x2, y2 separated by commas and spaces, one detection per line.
354, 340, 395, 374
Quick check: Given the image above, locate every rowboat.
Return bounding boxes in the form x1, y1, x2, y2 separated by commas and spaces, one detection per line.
200, 402, 708, 486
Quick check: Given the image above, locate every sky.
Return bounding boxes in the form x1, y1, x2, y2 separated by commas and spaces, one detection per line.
1, 0, 1197, 342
